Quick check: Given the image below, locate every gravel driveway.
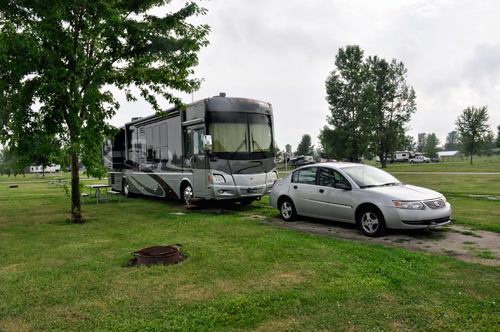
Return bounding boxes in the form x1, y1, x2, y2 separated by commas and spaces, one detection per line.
249, 216, 500, 266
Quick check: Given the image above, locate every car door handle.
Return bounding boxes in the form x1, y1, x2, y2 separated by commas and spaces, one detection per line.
293, 185, 297, 189
318, 189, 324, 193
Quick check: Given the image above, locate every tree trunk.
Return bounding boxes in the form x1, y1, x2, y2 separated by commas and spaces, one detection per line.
380, 154, 387, 168
70, 152, 83, 223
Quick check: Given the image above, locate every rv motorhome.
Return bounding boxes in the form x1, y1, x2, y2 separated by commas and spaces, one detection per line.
103, 93, 278, 206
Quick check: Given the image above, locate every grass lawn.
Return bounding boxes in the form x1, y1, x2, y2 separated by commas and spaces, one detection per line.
367, 155, 500, 173
1, 179, 500, 331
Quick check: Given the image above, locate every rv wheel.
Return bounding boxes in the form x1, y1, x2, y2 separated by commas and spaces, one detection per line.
181, 183, 193, 206
123, 179, 133, 198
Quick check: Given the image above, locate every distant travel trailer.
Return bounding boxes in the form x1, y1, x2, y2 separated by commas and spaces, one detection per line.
103, 93, 278, 206
30, 165, 61, 173
392, 151, 415, 163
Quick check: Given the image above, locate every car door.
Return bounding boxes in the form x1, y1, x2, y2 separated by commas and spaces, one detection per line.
312, 167, 354, 222
288, 167, 318, 215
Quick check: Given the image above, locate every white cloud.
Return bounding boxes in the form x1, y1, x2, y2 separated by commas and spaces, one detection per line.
110, 0, 500, 150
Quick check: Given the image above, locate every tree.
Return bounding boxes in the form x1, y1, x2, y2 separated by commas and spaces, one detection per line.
0, 146, 26, 176
0, 1, 209, 222
416, 133, 427, 153
322, 45, 416, 167
322, 45, 373, 162
444, 131, 461, 151
496, 125, 500, 149
454, 106, 493, 165
285, 144, 292, 154
295, 134, 314, 156
367, 56, 417, 168
423, 133, 440, 158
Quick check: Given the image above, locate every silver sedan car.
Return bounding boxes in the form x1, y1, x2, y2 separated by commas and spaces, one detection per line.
270, 163, 452, 237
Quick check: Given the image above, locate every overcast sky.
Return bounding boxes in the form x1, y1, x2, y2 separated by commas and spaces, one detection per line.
109, 0, 500, 153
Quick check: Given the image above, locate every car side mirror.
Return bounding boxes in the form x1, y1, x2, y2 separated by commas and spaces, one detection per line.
334, 182, 351, 190
203, 135, 212, 152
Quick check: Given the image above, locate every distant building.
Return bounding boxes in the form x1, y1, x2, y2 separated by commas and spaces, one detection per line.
438, 151, 462, 161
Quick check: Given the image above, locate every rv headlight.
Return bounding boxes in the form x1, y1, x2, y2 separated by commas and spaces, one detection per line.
213, 174, 226, 184
393, 201, 424, 210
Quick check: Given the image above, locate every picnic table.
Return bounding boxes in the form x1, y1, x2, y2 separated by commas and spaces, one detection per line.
85, 184, 112, 204
54, 177, 67, 188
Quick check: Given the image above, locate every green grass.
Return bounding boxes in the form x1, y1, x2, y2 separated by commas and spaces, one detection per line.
1, 181, 500, 331
366, 154, 500, 173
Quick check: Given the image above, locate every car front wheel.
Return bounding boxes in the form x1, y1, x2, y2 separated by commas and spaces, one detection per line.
280, 198, 297, 222
357, 207, 386, 237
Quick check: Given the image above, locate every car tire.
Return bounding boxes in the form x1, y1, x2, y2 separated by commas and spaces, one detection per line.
357, 206, 386, 237
280, 198, 297, 222
123, 178, 133, 198
181, 182, 193, 206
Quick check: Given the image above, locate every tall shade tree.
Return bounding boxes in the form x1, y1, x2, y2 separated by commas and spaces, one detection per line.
416, 133, 426, 153
0, 146, 26, 176
454, 106, 493, 165
367, 56, 417, 168
423, 133, 440, 158
444, 130, 461, 151
322, 45, 416, 167
0, 1, 210, 222
496, 125, 500, 149
295, 134, 314, 156
322, 45, 373, 162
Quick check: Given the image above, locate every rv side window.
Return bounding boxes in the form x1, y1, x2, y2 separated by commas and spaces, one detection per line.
160, 123, 167, 146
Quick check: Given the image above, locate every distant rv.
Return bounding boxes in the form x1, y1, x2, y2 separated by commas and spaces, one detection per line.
30, 165, 61, 173
376, 151, 415, 163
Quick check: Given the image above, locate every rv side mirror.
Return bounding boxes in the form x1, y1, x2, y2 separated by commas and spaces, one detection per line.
203, 135, 212, 152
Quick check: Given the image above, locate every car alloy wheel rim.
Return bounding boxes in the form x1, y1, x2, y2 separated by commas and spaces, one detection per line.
361, 212, 379, 234
282, 202, 292, 218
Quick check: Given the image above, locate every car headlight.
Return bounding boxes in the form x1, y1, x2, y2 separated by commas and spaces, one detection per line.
213, 174, 226, 184
393, 201, 425, 210
271, 171, 278, 182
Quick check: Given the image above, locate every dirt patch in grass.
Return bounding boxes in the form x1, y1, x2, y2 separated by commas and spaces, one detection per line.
247, 215, 500, 266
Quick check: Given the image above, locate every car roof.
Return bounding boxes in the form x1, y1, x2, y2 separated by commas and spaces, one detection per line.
297, 162, 366, 170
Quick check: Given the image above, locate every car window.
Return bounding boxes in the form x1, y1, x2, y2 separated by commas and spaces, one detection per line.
318, 167, 348, 187
292, 167, 318, 185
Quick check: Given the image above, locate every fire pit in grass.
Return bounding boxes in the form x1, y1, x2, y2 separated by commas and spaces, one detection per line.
130, 244, 183, 267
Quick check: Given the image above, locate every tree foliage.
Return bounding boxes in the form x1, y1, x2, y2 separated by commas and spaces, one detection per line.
496, 125, 500, 149
368, 56, 416, 167
423, 133, 440, 158
0, 146, 26, 176
321, 45, 416, 167
321, 46, 373, 163
416, 133, 427, 153
454, 106, 493, 165
0, 0, 209, 222
285, 144, 292, 154
444, 131, 461, 151
295, 134, 314, 156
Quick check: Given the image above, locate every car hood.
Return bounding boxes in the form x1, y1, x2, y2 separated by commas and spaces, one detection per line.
362, 184, 443, 201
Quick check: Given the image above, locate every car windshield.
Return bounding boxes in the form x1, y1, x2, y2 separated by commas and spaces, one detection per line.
342, 165, 403, 188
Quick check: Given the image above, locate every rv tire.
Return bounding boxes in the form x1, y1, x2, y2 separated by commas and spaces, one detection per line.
123, 178, 133, 198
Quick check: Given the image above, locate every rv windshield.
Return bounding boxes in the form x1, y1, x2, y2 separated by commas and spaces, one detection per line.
209, 113, 274, 155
